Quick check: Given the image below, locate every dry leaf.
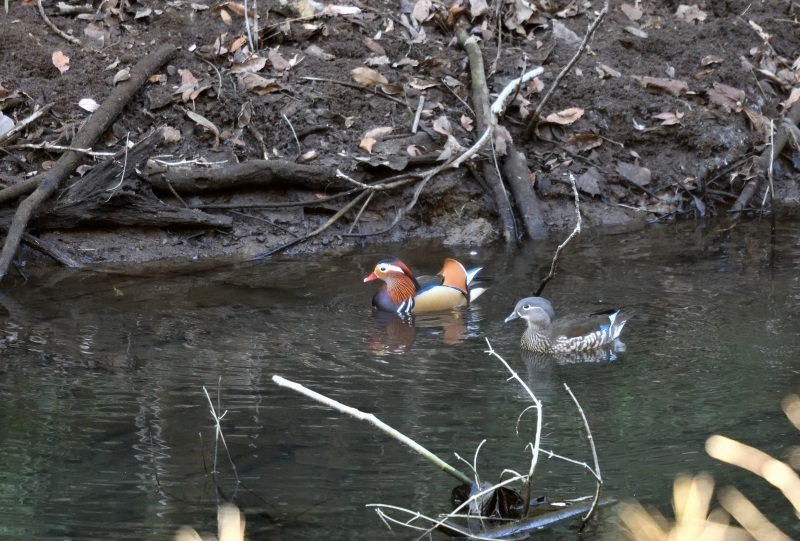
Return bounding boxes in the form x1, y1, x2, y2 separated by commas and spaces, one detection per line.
162, 126, 181, 143
653, 111, 684, 125
84, 21, 111, 43
701, 54, 723, 66
545, 107, 584, 125
113, 68, 131, 85
632, 75, 688, 97
237, 73, 283, 94
433, 115, 452, 135
297, 150, 317, 163
230, 36, 248, 53
78, 98, 100, 112
564, 133, 602, 152
351, 67, 388, 86
598, 63, 621, 78
552, 20, 580, 45
359, 137, 377, 153
493, 125, 512, 156
219, 8, 232, 25
624, 26, 648, 38
707, 82, 744, 111
436, 134, 465, 161
469, 0, 489, 17
460, 115, 473, 132
268, 48, 292, 74
366, 56, 391, 66
305, 44, 335, 61
52, 50, 70, 74
0, 113, 14, 138
363, 126, 393, 140
743, 108, 772, 140
620, 3, 643, 21
184, 109, 219, 145
412, 0, 431, 23
230, 55, 267, 73
675, 5, 707, 24
323, 5, 362, 15
363, 37, 385, 55
617, 161, 651, 186
576, 166, 603, 196
782, 87, 800, 110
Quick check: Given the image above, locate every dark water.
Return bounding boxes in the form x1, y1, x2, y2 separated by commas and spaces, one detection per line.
1, 221, 799, 540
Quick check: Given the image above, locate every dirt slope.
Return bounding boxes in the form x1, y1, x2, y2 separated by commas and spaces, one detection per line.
0, 0, 798, 265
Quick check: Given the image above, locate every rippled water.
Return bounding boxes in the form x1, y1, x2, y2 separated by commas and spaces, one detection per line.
1, 220, 799, 540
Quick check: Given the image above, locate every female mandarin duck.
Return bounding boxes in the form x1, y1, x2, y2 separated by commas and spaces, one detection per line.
364, 258, 486, 314
505, 296, 630, 353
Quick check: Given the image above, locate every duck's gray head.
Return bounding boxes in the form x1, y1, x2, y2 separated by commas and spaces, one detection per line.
504, 297, 556, 324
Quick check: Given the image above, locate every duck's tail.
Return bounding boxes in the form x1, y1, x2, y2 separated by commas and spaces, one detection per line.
438, 258, 487, 303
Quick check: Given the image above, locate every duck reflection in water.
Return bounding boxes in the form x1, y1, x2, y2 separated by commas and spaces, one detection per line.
368, 309, 484, 354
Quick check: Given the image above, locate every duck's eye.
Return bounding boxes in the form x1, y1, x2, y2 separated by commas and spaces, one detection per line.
379, 265, 388, 272
523, 304, 530, 310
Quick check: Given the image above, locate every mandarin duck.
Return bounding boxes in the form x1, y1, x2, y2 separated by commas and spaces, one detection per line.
364, 258, 486, 314
505, 296, 630, 353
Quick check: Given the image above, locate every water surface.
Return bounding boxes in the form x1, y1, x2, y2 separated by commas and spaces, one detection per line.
1, 220, 799, 539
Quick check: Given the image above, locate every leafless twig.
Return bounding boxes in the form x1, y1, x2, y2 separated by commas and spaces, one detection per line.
535, 174, 581, 296
37, 0, 81, 44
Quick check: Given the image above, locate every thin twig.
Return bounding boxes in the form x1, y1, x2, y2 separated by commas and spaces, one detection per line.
535, 174, 581, 297
283, 114, 301, 154
37, 0, 81, 44
525, 0, 609, 133
227, 209, 298, 237
411, 94, 425, 133
564, 383, 603, 529
104, 132, 130, 195
485, 339, 543, 516
0, 103, 54, 147
165, 179, 190, 208
195, 55, 223, 100
252, 191, 368, 259
203, 379, 239, 483
6, 142, 115, 156
347, 190, 374, 234
300, 76, 407, 107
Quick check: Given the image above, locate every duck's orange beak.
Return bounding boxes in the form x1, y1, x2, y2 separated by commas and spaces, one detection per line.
364, 272, 379, 282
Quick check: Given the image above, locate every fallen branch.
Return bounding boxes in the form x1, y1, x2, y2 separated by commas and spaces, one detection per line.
456, 25, 517, 243
272, 375, 473, 485
0, 44, 177, 282
144, 159, 344, 194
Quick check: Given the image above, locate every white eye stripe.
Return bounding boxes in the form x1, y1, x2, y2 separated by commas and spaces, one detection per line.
384, 264, 405, 274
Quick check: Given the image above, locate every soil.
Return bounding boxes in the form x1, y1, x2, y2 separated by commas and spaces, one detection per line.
1, 0, 799, 267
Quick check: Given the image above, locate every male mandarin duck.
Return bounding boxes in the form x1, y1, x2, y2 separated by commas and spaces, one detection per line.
364, 258, 486, 314
505, 296, 630, 353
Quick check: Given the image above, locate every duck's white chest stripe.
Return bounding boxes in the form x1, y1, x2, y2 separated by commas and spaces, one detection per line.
397, 298, 414, 314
